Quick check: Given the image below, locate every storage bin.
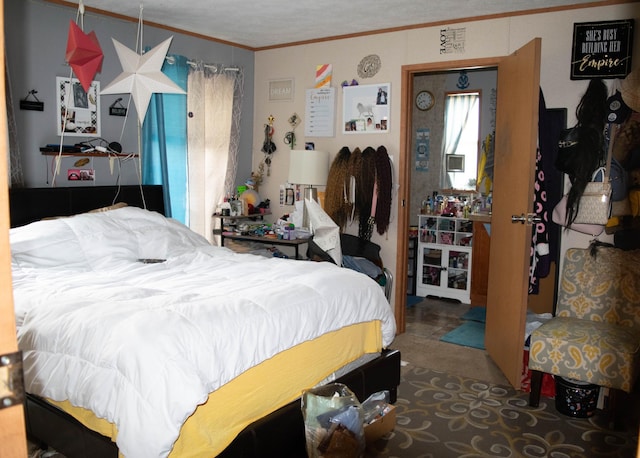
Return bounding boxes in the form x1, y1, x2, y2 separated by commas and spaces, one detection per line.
554, 376, 599, 418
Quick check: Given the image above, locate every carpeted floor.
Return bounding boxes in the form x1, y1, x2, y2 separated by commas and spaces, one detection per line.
373, 298, 639, 457
366, 365, 639, 457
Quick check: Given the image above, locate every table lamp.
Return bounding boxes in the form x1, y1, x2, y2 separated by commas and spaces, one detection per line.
288, 149, 330, 228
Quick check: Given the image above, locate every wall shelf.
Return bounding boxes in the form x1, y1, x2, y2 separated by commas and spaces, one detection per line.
41, 151, 138, 158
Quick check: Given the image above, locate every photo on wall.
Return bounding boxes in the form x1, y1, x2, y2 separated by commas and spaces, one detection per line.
343, 83, 390, 133
56, 77, 100, 137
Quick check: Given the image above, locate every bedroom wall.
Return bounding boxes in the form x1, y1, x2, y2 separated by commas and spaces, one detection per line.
4, 0, 255, 189
252, 3, 640, 304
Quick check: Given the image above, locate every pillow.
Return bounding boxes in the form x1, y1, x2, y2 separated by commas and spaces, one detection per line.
10, 218, 89, 270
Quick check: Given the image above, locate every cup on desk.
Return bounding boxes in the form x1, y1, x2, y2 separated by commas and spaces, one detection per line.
283, 226, 296, 240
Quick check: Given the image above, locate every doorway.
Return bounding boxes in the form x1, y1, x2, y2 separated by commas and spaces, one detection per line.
395, 56, 504, 334
394, 39, 542, 389
403, 67, 497, 368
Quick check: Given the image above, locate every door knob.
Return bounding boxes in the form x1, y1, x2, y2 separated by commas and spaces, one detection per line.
511, 213, 542, 225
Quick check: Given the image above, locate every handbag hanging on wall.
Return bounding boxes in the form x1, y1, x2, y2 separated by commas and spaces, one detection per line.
552, 191, 605, 236
552, 124, 618, 234
573, 167, 612, 225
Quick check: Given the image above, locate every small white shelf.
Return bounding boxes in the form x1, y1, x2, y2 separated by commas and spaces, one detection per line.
416, 215, 473, 303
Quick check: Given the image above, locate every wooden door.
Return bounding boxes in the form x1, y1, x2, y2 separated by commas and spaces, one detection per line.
0, 0, 28, 454
484, 38, 541, 389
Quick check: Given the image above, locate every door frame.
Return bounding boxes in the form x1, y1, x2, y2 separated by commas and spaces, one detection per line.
394, 56, 503, 333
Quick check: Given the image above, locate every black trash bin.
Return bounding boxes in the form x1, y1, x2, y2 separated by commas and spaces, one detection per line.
554, 376, 600, 418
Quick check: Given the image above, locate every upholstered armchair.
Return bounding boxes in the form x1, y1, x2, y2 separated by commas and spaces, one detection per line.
528, 245, 640, 419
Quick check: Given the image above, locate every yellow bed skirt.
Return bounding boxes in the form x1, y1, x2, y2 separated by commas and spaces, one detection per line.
48, 321, 383, 457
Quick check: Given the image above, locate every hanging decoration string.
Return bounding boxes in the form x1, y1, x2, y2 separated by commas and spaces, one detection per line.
53, 1, 85, 187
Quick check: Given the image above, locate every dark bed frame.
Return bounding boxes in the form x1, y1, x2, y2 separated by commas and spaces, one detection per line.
9, 185, 401, 458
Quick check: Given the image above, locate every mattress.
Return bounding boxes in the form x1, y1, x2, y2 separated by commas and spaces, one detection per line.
10, 207, 396, 457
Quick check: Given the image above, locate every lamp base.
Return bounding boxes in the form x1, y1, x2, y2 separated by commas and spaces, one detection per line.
302, 187, 318, 229
303, 187, 318, 203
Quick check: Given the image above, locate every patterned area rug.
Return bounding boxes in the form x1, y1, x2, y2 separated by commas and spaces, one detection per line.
366, 366, 639, 458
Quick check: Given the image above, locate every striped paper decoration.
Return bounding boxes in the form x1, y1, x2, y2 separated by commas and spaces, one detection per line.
315, 64, 332, 88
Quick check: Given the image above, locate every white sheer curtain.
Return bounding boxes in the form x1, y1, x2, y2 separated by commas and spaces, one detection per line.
5, 59, 24, 187
187, 65, 243, 242
442, 92, 479, 189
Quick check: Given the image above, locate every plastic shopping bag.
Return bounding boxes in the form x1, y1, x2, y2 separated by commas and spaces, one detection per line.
301, 383, 365, 458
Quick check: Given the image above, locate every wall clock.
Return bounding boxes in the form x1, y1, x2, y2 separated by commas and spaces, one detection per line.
415, 90, 435, 111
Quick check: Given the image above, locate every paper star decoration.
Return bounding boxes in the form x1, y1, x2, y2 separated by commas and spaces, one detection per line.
66, 20, 103, 92
101, 36, 185, 124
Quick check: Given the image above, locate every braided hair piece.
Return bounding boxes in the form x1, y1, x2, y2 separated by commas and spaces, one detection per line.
357, 147, 376, 239
325, 147, 352, 230
374, 146, 393, 235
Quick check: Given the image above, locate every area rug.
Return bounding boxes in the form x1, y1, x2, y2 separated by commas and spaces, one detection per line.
439, 319, 485, 350
461, 306, 486, 323
406, 295, 424, 307
366, 366, 639, 458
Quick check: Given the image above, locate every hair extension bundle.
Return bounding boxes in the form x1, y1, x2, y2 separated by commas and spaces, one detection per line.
374, 146, 392, 235
357, 147, 376, 239
324, 147, 352, 230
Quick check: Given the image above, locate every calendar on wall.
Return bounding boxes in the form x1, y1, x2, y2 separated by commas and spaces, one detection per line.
304, 87, 335, 137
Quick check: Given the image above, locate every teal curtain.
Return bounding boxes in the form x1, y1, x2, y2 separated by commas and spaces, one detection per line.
142, 55, 189, 224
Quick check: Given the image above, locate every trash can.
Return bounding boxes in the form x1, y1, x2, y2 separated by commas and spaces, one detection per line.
554, 376, 600, 418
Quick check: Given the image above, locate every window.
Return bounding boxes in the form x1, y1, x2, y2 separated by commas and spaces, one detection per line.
442, 91, 480, 190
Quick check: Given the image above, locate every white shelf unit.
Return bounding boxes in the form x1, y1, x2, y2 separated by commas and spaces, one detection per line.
416, 215, 473, 303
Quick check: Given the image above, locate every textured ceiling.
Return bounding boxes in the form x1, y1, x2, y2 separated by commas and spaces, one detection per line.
64, 0, 600, 49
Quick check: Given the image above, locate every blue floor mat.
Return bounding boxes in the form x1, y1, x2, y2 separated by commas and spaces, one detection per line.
461, 306, 486, 323
406, 295, 424, 307
440, 320, 486, 350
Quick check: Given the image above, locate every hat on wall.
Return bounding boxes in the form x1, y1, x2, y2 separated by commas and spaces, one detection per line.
621, 68, 640, 113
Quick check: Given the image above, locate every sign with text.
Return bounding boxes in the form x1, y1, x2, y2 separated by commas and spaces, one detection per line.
268, 78, 294, 101
571, 19, 634, 80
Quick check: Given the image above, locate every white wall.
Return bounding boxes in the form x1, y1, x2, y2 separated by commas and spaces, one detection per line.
253, 4, 640, 304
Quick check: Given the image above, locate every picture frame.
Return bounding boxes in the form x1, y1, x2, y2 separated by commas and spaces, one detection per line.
56, 77, 100, 137
268, 78, 294, 101
343, 83, 390, 133
446, 154, 465, 172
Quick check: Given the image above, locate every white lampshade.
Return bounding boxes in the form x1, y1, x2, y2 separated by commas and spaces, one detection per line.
288, 150, 330, 186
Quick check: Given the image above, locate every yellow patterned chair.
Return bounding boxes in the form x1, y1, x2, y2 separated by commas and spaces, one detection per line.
528, 245, 640, 419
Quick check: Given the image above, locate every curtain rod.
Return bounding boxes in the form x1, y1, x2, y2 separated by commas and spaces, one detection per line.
164, 55, 239, 72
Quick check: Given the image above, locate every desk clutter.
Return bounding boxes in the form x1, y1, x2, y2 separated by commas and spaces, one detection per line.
214, 215, 311, 241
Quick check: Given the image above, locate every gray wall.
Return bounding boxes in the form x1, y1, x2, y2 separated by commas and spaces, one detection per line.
5, 0, 254, 188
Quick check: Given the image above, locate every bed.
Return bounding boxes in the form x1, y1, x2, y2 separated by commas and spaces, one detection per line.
9, 185, 400, 458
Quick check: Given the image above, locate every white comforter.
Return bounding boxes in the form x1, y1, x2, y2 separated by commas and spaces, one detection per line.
10, 207, 396, 458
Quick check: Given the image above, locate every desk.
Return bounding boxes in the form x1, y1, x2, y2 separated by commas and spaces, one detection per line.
221, 233, 311, 259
